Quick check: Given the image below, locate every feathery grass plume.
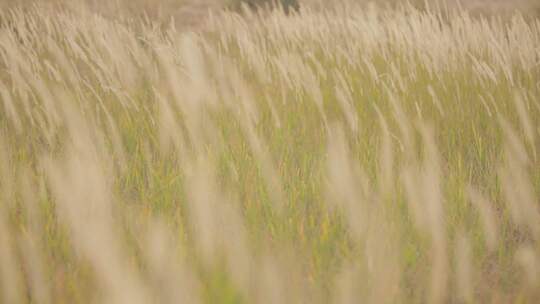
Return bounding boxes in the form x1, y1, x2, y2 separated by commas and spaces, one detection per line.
325, 123, 368, 240
499, 118, 540, 240
467, 186, 499, 251
142, 219, 202, 304
43, 108, 153, 304
0, 139, 24, 302
455, 232, 473, 303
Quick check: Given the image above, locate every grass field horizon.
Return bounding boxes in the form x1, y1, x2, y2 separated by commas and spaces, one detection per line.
0, 1, 539, 303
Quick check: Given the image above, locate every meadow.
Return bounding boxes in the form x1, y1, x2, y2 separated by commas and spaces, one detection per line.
0, 1, 539, 303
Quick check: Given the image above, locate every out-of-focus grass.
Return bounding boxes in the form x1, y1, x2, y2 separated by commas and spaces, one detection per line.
0, 1, 539, 303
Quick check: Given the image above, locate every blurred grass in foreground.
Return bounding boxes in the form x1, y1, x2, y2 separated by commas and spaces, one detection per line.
0, 1, 539, 303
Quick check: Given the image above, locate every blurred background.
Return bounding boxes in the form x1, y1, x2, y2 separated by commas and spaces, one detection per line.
0, 0, 539, 27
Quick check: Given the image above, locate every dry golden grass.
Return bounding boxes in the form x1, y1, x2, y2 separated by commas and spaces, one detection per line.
0, 1, 539, 303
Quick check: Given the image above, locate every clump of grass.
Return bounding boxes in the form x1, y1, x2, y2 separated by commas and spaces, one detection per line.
0, 1, 539, 303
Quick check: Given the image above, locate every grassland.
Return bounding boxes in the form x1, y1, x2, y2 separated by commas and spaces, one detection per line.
0, 1, 539, 303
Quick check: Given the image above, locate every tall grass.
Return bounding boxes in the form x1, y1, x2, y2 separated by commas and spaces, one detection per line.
0, 2, 539, 303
